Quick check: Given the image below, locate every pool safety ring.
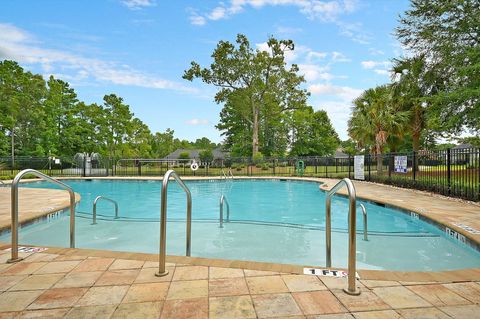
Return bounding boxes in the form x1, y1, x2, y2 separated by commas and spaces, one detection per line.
190, 161, 199, 171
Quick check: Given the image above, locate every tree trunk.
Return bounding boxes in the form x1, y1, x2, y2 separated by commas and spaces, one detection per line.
252, 104, 259, 156
376, 141, 383, 175
376, 131, 386, 175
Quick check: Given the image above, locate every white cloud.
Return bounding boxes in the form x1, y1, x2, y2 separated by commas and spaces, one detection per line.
121, 0, 155, 10
186, 119, 210, 125
331, 51, 351, 63
369, 48, 384, 56
336, 21, 371, 44
374, 69, 390, 76
275, 26, 303, 35
308, 83, 362, 101
306, 51, 328, 62
360, 60, 390, 69
208, 6, 228, 20
298, 64, 333, 81
361, 60, 391, 76
0, 23, 196, 93
191, 0, 358, 25
189, 14, 207, 26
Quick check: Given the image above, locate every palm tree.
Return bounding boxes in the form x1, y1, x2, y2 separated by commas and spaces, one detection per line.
391, 56, 429, 153
349, 85, 409, 174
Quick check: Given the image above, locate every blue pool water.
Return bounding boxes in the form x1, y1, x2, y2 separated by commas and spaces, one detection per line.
2, 179, 479, 271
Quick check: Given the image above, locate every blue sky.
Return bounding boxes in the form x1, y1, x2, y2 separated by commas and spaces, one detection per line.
0, 0, 410, 142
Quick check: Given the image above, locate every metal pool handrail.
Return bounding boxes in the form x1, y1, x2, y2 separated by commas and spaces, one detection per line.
219, 194, 230, 228
221, 168, 234, 179
325, 178, 360, 295
360, 203, 368, 241
156, 170, 192, 277
92, 196, 119, 224
8, 169, 76, 263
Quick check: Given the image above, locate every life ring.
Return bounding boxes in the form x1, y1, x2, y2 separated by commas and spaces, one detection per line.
190, 162, 199, 171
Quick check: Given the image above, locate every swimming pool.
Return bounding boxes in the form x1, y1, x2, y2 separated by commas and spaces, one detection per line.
2, 179, 479, 271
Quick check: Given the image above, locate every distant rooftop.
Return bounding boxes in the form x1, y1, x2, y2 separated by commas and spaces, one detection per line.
164, 148, 228, 160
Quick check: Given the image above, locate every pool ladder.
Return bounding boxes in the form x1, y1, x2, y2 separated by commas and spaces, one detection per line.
219, 194, 230, 228
325, 178, 361, 295
221, 168, 233, 179
92, 196, 119, 224
156, 170, 192, 277
7, 169, 76, 263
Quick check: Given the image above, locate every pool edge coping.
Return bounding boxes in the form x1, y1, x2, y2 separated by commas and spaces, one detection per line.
1, 241, 479, 283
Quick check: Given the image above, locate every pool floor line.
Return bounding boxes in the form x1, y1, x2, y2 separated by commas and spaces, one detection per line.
72, 210, 440, 238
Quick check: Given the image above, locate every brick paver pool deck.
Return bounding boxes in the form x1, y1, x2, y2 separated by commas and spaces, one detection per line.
0, 177, 479, 318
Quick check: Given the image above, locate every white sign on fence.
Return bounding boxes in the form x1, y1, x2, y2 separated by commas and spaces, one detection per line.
394, 156, 408, 173
354, 155, 365, 180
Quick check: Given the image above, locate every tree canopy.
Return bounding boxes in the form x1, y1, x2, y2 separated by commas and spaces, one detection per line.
348, 0, 479, 154
183, 34, 317, 157
0, 60, 216, 159
396, 0, 480, 134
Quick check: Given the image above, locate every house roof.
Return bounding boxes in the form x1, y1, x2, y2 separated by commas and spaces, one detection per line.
334, 148, 349, 158
164, 148, 228, 160
452, 143, 474, 150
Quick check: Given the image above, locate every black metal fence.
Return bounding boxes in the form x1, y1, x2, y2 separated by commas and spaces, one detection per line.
1, 148, 479, 201
0, 156, 110, 178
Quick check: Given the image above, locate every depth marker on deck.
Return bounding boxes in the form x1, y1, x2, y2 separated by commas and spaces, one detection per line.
304, 267, 360, 279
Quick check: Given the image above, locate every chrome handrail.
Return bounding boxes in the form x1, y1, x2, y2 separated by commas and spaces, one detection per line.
92, 196, 119, 225
219, 194, 230, 228
156, 170, 192, 277
325, 178, 360, 295
360, 204, 368, 241
221, 168, 233, 179
8, 169, 76, 263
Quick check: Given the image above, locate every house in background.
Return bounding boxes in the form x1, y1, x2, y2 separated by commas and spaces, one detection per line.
163, 148, 229, 165
334, 147, 349, 159
452, 143, 477, 165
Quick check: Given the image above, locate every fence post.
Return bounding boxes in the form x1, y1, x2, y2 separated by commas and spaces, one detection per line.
412, 151, 416, 181
83, 156, 86, 177
367, 154, 372, 181
348, 155, 352, 179
447, 148, 451, 196
137, 161, 142, 176
273, 159, 276, 175
388, 154, 393, 178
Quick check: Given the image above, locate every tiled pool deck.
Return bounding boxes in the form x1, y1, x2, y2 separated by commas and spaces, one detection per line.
0, 177, 479, 318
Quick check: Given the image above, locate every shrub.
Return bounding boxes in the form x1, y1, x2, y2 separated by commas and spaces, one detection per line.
199, 149, 213, 163
232, 163, 244, 171
252, 152, 264, 164
178, 152, 190, 163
